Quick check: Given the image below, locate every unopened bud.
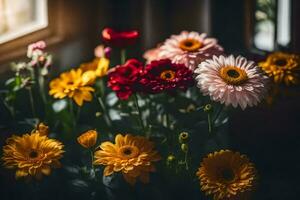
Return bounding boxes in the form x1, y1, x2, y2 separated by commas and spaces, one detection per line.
203, 104, 213, 112
179, 132, 189, 143
181, 143, 188, 153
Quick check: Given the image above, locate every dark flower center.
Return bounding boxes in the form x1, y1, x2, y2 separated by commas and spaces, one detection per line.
226, 69, 240, 78
123, 147, 132, 155
119, 145, 139, 159
179, 39, 202, 52
29, 150, 38, 158
274, 59, 287, 67
160, 70, 176, 81
220, 66, 248, 85
221, 168, 235, 182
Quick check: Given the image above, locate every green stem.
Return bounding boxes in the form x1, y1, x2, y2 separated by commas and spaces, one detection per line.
133, 94, 145, 133
207, 112, 212, 133
120, 49, 126, 64
95, 94, 112, 128
213, 105, 224, 124
28, 88, 37, 118
69, 99, 76, 129
90, 149, 95, 170
184, 150, 189, 170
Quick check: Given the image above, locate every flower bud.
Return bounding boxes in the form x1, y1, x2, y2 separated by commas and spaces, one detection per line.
77, 130, 98, 149
35, 123, 49, 136
104, 47, 112, 58
178, 132, 189, 143
181, 143, 188, 153
166, 155, 176, 165
203, 104, 213, 112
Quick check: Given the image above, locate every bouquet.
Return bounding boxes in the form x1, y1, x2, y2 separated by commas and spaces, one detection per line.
1, 28, 299, 200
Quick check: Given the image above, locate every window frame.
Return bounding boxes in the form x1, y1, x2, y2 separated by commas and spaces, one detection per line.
0, 0, 66, 72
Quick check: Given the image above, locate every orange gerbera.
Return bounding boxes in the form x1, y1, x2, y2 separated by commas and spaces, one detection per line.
2, 131, 64, 180
94, 134, 161, 185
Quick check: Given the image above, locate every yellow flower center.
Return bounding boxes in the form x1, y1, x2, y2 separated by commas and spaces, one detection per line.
179, 39, 202, 52
220, 168, 236, 183
160, 70, 176, 81
119, 145, 139, 159
220, 66, 248, 85
273, 58, 287, 67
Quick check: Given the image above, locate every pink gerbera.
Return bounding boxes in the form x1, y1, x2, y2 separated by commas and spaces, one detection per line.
158, 31, 224, 70
194, 55, 269, 110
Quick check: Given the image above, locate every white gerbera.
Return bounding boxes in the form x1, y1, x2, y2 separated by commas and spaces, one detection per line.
158, 31, 223, 70
194, 55, 269, 110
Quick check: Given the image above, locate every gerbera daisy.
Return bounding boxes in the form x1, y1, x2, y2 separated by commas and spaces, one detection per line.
143, 46, 162, 63
194, 55, 269, 110
140, 59, 194, 94
2, 132, 64, 180
49, 69, 95, 106
102, 28, 139, 48
80, 57, 110, 78
158, 31, 224, 70
94, 134, 161, 185
196, 150, 257, 200
107, 59, 143, 100
259, 52, 300, 85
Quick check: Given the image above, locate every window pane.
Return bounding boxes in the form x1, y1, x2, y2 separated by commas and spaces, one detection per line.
0, 0, 48, 44
254, 0, 276, 51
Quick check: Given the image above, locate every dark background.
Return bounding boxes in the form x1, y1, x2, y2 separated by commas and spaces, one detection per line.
1, 0, 300, 199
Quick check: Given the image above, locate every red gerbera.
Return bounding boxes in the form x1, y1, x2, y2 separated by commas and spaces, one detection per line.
102, 28, 139, 48
140, 59, 194, 94
107, 59, 143, 100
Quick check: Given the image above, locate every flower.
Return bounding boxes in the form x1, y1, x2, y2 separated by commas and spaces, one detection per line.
94, 45, 112, 58
94, 134, 161, 185
77, 130, 98, 148
143, 46, 162, 63
49, 69, 95, 106
196, 150, 257, 200
2, 132, 64, 180
259, 52, 300, 85
27, 40, 46, 58
33, 123, 49, 136
194, 55, 269, 110
107, 59, 143, 100
80, 57, 110, 78
140, 59, 194, 94
102, 28, 139, 48
158, 31, 224, 70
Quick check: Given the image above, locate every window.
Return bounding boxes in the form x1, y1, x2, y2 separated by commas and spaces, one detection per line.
0, 0, 48, 44
253, 0, 291, 51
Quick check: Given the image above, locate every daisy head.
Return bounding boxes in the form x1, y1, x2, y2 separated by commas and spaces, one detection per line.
158, 31, 224, 70
195, 55, 269, 110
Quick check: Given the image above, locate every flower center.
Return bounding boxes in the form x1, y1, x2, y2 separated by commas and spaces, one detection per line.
220, 66, 248, 85
274, 59, 287, 67
179, 39, 202, 52
160, 70, 176, 81
29, 150, 39, 158
119, 145, 139, 159
220, 168, 236, 183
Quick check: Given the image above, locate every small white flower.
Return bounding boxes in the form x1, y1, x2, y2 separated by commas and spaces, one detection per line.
194, 55, 269, 110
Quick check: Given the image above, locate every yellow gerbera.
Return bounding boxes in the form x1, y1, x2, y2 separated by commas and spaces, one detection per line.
80, 57, 109, 78
94, 134, 161, 185
196, 150, 257, 200
49, 69, 95, 106
259, 52, 300, 85
2, 132, 64, 180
